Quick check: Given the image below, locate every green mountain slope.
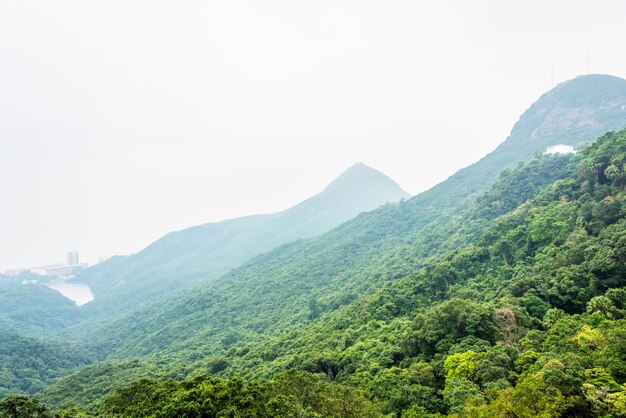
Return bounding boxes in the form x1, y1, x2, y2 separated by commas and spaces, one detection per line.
0, 275, 83, 340
59, 153, 578, 394
39, 126, 626, 418
0, 328, 92, 399
235, 130, 626, 417
75, 163, 409, 319
35, 75, 626, 412
82, 74, 626, 357
0, 276, 93, 402
85, 155, 577, 361
77, 74, 626, 323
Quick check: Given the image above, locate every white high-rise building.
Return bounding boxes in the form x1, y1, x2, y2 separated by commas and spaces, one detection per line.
67, 251, 79, 266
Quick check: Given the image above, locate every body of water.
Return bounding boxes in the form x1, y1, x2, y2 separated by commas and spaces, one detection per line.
45, 280, 94, 306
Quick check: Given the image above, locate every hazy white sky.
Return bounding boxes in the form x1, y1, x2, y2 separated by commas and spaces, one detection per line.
1, 0, 626, 269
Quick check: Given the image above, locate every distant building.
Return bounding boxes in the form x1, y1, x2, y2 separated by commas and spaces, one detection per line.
5, 251, 87, 278
32, 262, 87, 277
42, 264, 76, 277
67, 251, 79, 266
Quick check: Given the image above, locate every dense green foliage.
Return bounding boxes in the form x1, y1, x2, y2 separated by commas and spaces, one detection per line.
239, 130, 626, 416
0, 395, 57, 418
77, 152, 576, 367
0, 277, 83, 339
34, 361, 163, 412
0, 329, 92, 399
7, 371, 383, 418
0, 278, 92, 401
75, 75, 626, 326
98, 370, 383, 417
38, 129, 626, 416
4, 75, 626, 416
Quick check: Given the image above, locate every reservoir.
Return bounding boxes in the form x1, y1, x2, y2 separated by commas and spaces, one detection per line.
45, 280, 94, 306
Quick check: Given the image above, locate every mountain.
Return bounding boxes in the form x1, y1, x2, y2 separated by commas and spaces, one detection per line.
82, 74, 626, 349
156, 131, 626, 416
74, 163, 409, 317
211, 130, 626, 417
0, 276, 92, 399
41, 128, 626, 418
417, 74, 626, 208
41, 130, 626, 416
34, 75, 626, 409
0, 74, 618, 416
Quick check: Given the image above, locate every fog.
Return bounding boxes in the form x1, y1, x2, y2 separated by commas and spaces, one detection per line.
2, 0, 626, 269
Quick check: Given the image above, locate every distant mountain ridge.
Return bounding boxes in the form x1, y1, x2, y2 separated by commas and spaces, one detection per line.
76, 74, 626, 319
76, 163, 409, 317
20, 74, 626, 412
73, 74, 626, 361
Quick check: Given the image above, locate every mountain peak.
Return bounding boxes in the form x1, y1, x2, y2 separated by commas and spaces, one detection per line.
322, 163, 410, 199
416, 73, 626, 211
540, 74, 626, 106
558, 73, 626, 88
285, 163, 409, 224
505, 74, 626, 150
347, 161, 368, 170
335, 162, 382, 182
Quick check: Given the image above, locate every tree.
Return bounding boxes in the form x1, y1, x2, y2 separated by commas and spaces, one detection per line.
0, 395, 56, 418
586, 296, 620, 319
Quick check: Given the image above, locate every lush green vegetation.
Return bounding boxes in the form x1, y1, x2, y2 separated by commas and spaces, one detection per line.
0, 277, 92, 402
99, 370, 384, 417
0, 276, 83, 339
33, 129, 626, 417
76, 152, 576, 366
239, 130, 626, 416
74, 75, 626, 327
3, 371, 384, 418
0, 329, 92, 399
0, 395, 58, 418
3, 75, 626, 416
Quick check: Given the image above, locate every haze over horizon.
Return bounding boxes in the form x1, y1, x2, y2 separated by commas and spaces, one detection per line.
2, 0, 626, 270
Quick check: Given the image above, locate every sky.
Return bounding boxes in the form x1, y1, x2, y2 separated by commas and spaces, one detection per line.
1, 0, 626, 270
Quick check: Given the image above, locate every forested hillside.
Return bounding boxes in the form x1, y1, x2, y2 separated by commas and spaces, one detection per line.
74, 74, 626, 325
0, 276, 83, 339
74, 74, 626, 355
0, 277, 92, 403
0, 329, 92, 399
78, 154, 578, 363
35, 126, 626, 417
21, 75, 625, 415
3, 75, 626, 417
